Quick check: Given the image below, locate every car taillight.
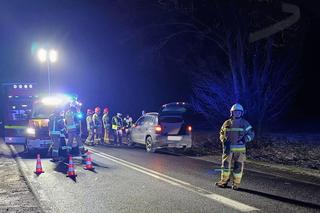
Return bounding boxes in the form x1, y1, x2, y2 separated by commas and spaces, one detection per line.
187, 125, 192, 132
155, 125, 162, 133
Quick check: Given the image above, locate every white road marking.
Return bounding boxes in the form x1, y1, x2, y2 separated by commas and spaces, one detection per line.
9, 145, 59, 213
88, 148, 259, 212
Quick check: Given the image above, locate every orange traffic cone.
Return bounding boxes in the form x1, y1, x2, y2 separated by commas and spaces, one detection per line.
35, 154, 44, 174
83, 151, 94, 171
66, 155, 77, 177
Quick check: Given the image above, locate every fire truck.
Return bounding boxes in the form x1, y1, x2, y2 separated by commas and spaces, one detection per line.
25, 94, 82, 155
1, 83, 37, 144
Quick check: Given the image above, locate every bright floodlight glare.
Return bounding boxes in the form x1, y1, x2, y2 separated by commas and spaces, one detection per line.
26, 127, 36, 135
38, 48, 47, 62
41, 96, 62, 106
49, 49, 58, 63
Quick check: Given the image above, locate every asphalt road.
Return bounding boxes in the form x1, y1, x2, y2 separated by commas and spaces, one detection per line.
10, 144, 320, 213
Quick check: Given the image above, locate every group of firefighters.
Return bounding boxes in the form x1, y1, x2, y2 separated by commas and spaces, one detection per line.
84, 107, 133, 147
48, 101, 254, 190
48, 103, 85, 162
48, 103, 133, 162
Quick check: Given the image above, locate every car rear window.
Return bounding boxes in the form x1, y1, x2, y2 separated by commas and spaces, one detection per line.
159, 116, 183, 123
161, 106, 187, 113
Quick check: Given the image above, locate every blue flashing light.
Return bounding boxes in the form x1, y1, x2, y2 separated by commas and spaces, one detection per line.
76, 112, 83, 120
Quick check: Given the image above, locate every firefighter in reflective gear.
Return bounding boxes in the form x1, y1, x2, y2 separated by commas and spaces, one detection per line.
216, 104, 255, 190
93, 107, 103, 144
65, 106, 86, 155
85, 109, 94, 146
112, 113, 123, 146
48, 109, 66, 161
102, 108, 110, 144
123, 115, 133, 129
123, 115, 133, 143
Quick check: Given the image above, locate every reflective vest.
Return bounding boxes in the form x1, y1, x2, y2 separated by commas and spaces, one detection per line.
112, 116, 122, 130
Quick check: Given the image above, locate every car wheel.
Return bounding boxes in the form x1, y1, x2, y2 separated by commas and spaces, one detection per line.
145, 136, 155, 153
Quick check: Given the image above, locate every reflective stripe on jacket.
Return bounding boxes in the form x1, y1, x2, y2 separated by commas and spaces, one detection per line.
93, 113, 102, 129
219, 118, 254, 152
48, 114, 65, 136
102, 114, 110, 129
86, 115, 94, 131
112, 116, 118, 130
65, 110, 77, 130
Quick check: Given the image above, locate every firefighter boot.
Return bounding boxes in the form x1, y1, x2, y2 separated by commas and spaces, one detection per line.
232, 183, 239, 190
215, 179, 229, 188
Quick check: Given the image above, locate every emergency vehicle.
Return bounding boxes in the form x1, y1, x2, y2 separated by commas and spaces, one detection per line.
1, 83, 37, 144
25, 94, 81, 154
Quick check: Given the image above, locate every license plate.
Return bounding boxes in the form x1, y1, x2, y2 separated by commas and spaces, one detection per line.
167, 136, 182, 141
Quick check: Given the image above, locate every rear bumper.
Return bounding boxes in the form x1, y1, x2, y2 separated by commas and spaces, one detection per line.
26, 138, 52, 150
155, 135, 192, 149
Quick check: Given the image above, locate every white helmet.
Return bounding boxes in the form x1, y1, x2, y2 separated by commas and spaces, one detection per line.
117, 113, 122, 117
230, 103, 244, 116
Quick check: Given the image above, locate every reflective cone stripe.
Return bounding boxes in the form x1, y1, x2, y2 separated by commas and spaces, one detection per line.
35, 154, 44, 174
66, 155, 77, 177
84, 152, 94, 170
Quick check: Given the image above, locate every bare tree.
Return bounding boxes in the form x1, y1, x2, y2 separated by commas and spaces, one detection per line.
117, 0, 302, 134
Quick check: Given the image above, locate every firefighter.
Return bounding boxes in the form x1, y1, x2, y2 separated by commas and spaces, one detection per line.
48, 108, 65, 162
85, 109, 94, 146
216, 104, 255, 190
123, 115, 133, 143
65, 106, 86, 156
102, 107, 110, 144
112, 113, 123, 146
93, 107, 103, 145
123, 115, 133, 129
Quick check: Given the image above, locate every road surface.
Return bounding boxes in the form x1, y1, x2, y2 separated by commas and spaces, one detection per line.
10, 143, 320, 213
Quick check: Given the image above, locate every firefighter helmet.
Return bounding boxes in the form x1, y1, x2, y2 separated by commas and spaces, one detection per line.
103, 108, 109, 114
95, 107, 101, 113
117, 113, 122, 117
87, 109, 93, 115
230, 103, 244, 116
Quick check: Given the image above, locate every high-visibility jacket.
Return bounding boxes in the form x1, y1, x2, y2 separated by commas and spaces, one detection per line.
102, 113, 110, 129
48, 114, 65, 136
92, 113, 102, 129
219, 118, 254, 153
86, 115, 94, 131
112, 116, 123, 130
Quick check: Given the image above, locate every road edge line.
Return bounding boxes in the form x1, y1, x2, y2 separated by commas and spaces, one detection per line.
90, 148, 260, 212
9, 145, 58, 213
186, 156, 320, 187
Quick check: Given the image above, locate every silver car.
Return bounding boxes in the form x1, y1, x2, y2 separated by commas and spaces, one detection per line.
129, 103, 193, 153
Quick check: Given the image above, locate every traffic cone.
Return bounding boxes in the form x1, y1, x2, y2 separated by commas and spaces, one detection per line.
83, 151, 94, 171
66, 155, 77, 177
35, 154, 44, 174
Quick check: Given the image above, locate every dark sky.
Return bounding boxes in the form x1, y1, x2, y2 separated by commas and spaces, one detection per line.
0, 0, 319, 127
0, 0, 192, 119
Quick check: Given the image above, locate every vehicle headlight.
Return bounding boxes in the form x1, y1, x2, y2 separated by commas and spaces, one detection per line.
26, 128, 36, 136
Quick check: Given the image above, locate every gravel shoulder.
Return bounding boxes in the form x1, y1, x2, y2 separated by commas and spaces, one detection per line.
0, 140, 42, 213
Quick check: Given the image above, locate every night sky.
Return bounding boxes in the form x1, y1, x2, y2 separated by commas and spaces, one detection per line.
0, 0, 319, 131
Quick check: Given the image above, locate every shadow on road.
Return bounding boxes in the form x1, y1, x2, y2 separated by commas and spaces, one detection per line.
238, 188, 320, 210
